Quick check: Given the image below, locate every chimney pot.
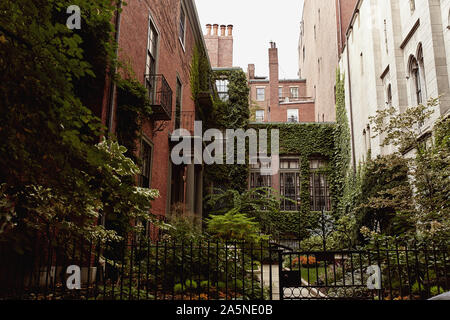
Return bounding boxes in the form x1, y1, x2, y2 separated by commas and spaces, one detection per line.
213, 24, 219, 36
227, 25, 233, 36
206, 24, 212, 36
220, 25, 226, 36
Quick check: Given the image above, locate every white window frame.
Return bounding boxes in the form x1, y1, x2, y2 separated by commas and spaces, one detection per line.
287, 109, 299, 123
256, 87, 265, 101
255, 110, 264, 122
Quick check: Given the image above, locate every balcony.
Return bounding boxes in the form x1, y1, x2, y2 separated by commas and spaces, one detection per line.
145, 74, 173, 121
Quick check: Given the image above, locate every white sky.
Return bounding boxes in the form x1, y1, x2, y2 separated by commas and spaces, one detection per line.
195, 0, 304, 79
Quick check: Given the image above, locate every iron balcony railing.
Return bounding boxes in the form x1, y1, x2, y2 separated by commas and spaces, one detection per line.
145, 74, 173, 121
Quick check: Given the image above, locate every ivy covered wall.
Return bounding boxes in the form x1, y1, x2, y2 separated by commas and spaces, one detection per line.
203, 68, 250, 195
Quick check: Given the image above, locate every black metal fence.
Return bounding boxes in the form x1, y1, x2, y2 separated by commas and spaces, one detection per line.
0, 237, 448, 300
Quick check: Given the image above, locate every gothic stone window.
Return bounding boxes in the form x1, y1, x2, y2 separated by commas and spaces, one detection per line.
309, 159, 331, 211
280, 158, 300, 211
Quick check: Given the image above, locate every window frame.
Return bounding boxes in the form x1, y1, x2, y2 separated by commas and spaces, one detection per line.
287, 109, 299, 123
256, 87, 265, 101
279, 158, 301, 211
309, 159, 331, 211
179, 4, 186, 49
255, 110, 265, 122
140, 137, 154, 189
290, 86, 299, 99
216, 79, 229, 101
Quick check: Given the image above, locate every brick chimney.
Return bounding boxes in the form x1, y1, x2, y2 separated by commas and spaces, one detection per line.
248, 64, 255, 80
227, 25, 233, 36
204, 23, 234, 68
269, 42, 279, 109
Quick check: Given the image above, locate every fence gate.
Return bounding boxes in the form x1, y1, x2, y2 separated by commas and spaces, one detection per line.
278, 250, 379, 300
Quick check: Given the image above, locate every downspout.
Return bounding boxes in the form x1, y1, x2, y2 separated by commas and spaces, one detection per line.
337, 0, 343, 55
345, 37, 357, 173
107, 0, 123, 135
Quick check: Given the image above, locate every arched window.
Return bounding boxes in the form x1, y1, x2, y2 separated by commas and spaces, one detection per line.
448, 9, 450, 28
409, 56, 422, 104
409, 0, 415, 12
417, 44, 426, 100
387, 84, 392, 106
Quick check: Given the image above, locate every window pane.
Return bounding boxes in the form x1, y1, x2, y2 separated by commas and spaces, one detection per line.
179, 6, 185, 44
256, 88, 265, 101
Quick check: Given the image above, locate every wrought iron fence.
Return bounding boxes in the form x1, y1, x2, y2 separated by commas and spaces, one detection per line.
0, 237, 448, 300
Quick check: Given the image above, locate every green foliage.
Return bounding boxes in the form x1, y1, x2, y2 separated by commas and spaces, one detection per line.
356, 155, 414, 238
116, 76, 152, 161
370, 99, 450, 241
249, 122, 337, 238
203, 69, 251, 194
206, 209, 266, 243
0, 1, 159, 251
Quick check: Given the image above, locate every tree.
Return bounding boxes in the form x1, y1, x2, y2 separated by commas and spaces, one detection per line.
0, 0, 159, 251
369, 98, 450, 241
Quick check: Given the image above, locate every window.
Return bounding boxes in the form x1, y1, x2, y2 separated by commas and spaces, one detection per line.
309, 159, 330, 211
409, 0, 415, 12
146, 19, 158, 76
360, 53, 364, 75
255, 110, 264, 122
387, 84, 392, 106
216, 79, 229, 101
448, 10, 450, 28
290, 87, 299, 99
179, 5, 186, 46
279, 87, 283, 100
250, 160, 272, 189
140, 140, 153, 188
410, 56, 422, 104
280, 159, 300, 211
287, 109, 299, 123
175, 78, 182, 129
303, 46, 306, 62
384, 19, 388, 54
256, 88, 265, 101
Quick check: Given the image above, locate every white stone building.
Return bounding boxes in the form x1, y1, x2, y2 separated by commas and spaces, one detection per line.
339, 0, 450, 166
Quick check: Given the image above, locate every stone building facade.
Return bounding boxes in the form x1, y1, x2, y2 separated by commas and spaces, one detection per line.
101, 0, 212, 230
248, 42, 315, 123
298, 0, 358, 122
339, 0, 450, 165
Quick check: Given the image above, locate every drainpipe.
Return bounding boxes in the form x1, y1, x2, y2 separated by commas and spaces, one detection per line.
107, 0, 123, 134
337, 0, 343, 55
345, 37, 357, 173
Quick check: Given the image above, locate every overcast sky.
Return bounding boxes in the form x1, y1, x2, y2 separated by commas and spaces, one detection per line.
195, 0, 304, 79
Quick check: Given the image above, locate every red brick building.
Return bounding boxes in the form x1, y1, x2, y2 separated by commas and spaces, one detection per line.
100, 0, 212, 230
248, 42, 315, 124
